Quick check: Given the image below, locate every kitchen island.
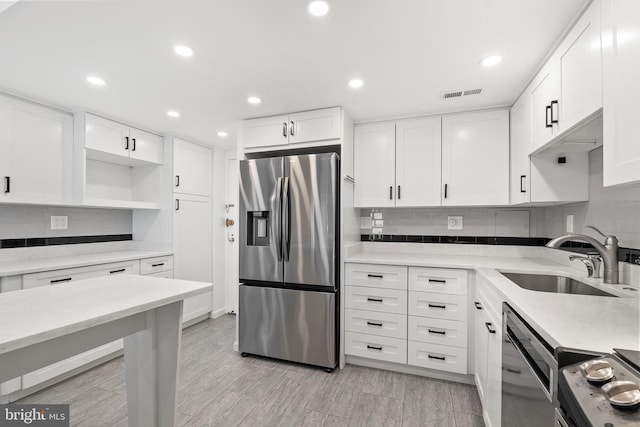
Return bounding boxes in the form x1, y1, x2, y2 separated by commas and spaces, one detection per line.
0, 274, 212, 427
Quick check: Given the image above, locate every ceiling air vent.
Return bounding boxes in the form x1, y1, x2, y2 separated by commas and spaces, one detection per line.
442, 88, 483, 100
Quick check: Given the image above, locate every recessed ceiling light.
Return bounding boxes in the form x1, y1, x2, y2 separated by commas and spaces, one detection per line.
217, 131, 228, 137
87, 76, 106, 86
174, 45, 194, 57
247, 96, 262, 105
167, 110, 181, 118
481, 55, 502, 67
308, 1, 329, 17
348, 79, 364, 89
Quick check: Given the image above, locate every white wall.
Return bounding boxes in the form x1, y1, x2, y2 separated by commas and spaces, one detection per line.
211, 146, 227, 314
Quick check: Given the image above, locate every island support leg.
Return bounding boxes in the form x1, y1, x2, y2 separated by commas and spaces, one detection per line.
124, 301, 183, 427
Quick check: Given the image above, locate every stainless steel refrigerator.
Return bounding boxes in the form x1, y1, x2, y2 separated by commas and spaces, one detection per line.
238, 152, 339, 370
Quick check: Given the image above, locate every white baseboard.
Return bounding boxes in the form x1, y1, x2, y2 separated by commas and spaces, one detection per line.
209, 307, 227, 319
233, 340, 239, 352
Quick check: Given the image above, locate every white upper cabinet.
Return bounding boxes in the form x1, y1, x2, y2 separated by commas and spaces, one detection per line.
442, 110, 509, 206
354, 122, 396, 208
0, 95, 73, 205
395, 117, 442, 207
601, 0, 640, 186
529, 0, 602, 153
241, 107, 341, 149
82, 113, 163, 166
510, 95, 532, 205
173, 138, 212, 197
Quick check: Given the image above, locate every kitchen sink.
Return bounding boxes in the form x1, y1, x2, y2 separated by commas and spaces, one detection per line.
500, 272, 617, 297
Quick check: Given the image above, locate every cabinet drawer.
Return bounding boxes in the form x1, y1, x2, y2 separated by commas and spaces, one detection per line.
140, 256, 173, 275
345, 309, 407, 339
345, 332, 407, 364
408, 292, 467, 321
409, 267, 468, 295
22, 260, 140, 289
408, 316, 467, 348
145, 270, 174, 279
345, 286, 407, 315
408, 341, 468, 374
345, 263, 407, 290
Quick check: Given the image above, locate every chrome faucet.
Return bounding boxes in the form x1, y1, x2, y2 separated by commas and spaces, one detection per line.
568, 252, 602, 278
546, 225, 619, 284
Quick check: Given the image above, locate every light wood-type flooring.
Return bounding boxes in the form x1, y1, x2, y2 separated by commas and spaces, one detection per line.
19, 314, 484, 426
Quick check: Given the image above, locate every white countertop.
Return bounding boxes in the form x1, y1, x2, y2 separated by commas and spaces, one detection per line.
0, 274, 211, 354
346, 251, 640, 353
0, 250, 173, 277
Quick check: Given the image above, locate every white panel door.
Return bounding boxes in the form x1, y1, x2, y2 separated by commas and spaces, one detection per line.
129, 127, 163, 165
558, 0, 602, 133
289, 107, 341, 144
224, 156, 239, 314
510, 94, 532, 205
602, 0, 640, 186
0, 96, 73, 204
441, 110, 509, 206
173, 194, 213, 322
241, 114, 289, 148
85, 113, 130, 158
529, 61, 560, 152
353, 122, 396, 207
395, 117, 442, 207
173, 138, 212, 197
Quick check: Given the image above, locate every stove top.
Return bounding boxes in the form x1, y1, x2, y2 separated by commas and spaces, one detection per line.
559, 349, 640, 427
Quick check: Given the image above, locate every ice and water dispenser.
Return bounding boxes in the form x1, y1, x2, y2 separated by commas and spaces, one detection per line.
246, 211, 270, 246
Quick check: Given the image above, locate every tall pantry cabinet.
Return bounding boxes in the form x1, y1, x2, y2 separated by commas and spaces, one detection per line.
172, 138, 214, 323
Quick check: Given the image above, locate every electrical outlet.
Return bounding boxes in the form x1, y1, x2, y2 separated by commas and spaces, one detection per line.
373, 212, 383, 220
374, 219, 384, 227
360, 217, 372, 229
448, 216, 463, 230
566, 215, 574, 233
51, 215, 68, 230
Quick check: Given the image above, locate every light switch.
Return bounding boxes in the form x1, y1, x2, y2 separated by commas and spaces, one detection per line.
566, 215, 574, 233
373, 212, 383, 220
51, 216, 68, 230
448, 216, 463, 230
374, 219, 384, 227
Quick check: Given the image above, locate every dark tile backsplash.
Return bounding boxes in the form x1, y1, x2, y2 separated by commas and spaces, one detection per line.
0, 234, 133, 249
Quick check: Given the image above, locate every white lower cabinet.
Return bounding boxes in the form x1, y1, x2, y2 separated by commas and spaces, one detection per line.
408, 291, 468, 321
407, 341, 468, 374
345, 309, 407, 339
345, 332, 407, 364
345, 286, 407, 315
408, 316, 468, 348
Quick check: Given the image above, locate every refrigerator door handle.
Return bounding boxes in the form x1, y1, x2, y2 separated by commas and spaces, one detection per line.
282, 176, 290, 262
275, 176, 283, 261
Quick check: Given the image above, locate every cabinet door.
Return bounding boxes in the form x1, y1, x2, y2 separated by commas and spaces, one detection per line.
85, 113, 130, 159
473, 301, 488, 407
241, 114, 289, 148
289, 107, 341, 144
529, 61, 560, 152
173, 195, 213, 322
442, 110, 509, 206
173, 138, 212, 196
353, 122, 396, 207
395, 117, 442, 207
510, 95, 532, 205
0, 97, 73, 204
602, 0, 640, 186
129, 127, 163, 165
485, 310, 502, 427
558, 0, 602, 133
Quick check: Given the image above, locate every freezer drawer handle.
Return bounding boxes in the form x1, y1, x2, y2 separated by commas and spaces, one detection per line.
485, 322, 497, 334
367, 274, 383, 279
50, 277, 72, 284
367, 297, 383, 303
428, 304, 446, 309
367, 321, 383, 327
110, 268, 126, 274
474, 302, 483, 310
428, 354, 446, 361
151, 263, 165, 267
428, 279, 446, 284
367, 345, 383, 351
428, 329, 446, 335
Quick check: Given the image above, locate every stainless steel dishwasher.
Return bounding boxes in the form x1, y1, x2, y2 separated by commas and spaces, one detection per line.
501, 303, 557, 426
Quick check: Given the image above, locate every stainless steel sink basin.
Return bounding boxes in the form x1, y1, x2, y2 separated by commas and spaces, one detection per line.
500, 272, 617, 297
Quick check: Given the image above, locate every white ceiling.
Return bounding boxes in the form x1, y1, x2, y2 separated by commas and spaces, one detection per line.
0, 0, 589, 150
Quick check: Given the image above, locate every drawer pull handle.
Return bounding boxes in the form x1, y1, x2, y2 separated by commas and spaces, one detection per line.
367, 321, 383, 327
485, 322, 496, 334
428, 279, 446, 283
428, 354, 446, 361
367, 274, 383, 279
110, 268, 126, 274
428, 329, 446, 335
367, 345, 383, 351
50, 277, 72, 284
505, 367, 522, 374
428, 304, 446, 309
367, 297, 383, 303
151, 263, 165, 267
474, 301, 483, 310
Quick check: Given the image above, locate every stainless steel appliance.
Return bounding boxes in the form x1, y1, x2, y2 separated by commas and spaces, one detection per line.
238, 152, 339, 370
502, 303, 557, 426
